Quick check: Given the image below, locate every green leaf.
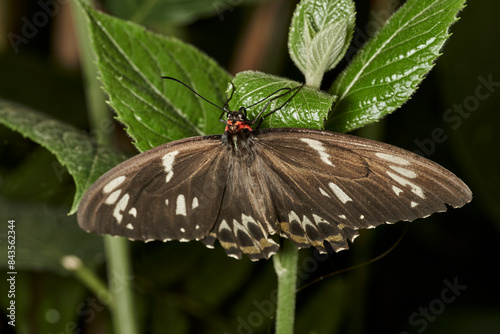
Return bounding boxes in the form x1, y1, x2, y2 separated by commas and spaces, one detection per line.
78, 0, 232, 152
230, 71, 336, 129
0, 198, 104, 274
104, 0, 260, 25
0, 99, 126, 214
288, 0, 355, 88
327, 0, 466, 133
0, 146, 74, 206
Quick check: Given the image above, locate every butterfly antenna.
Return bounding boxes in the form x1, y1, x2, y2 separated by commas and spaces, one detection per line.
162, 76, 227, 112
295, 223, 409, 293
262, 84, 304, 118
251, 84, 304, 127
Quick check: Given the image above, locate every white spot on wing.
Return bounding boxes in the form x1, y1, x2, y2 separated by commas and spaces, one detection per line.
241, 214, 257, 225
112, 193, 129, 224
162, 151, 179, 183
126, 223, 134, 230
319, 187, 331, 198
411, 201, 419, 207
387, 171, 425, 199
288, 211, 301, 224
103, 176, 126, 194
175, 194, 187, 216
128, 207, 137, 217
376, 152, 410, 165
390, 165, 417, 179
328, 182, 353, 204
219, 219, 231, 232
195, 225, 200, 230
165, 199, 169, 206
192, 197, 199, 209
360, 215, 365, 219
105, 189, 122, 205
392, 185, 403, 196
312, 214, 330, 226
300, 138, 334, 167
338, 214, 347, 220
180, 227, 186, 233
301, 215, 315, 230
232, 219, 247, 235
241, 214, 263, 233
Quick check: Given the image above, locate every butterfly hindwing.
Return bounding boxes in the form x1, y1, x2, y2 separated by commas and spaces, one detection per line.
211, 153, 282, 260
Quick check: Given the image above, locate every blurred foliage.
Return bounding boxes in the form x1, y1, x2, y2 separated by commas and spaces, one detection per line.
0, 0, 499, 333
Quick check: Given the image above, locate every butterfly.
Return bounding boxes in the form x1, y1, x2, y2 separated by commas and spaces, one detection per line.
77, 78, 472, 261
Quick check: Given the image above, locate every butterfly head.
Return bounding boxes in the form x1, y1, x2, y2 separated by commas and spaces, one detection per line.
221, 108, 256, 160
224, 108, 253, 134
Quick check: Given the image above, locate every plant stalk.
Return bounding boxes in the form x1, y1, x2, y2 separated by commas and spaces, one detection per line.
61, 255, 114, 307
71, 1, 138, 333
103, 236, 138, 334
273, 239, 299, 334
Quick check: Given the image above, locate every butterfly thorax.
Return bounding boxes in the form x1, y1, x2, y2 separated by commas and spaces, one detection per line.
222, 109, 255, 164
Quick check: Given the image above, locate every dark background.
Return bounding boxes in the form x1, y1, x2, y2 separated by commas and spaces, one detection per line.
0, 0, 499, 333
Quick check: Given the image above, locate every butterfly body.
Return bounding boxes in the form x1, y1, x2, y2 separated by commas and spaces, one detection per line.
222, 109, 256, 161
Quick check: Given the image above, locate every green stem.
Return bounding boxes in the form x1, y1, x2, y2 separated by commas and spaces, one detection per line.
273, 239, 299, 334
71, 1, 138, 333
305, 69, 324, 90
103, 236, 138, 334
61, 255, 113, 307
71, 0, 111, 144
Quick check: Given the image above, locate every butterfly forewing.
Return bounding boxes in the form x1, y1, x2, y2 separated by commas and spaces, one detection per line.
78, 127, 472, 261
251, 128, 471, 254
78, 135, 228, 242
